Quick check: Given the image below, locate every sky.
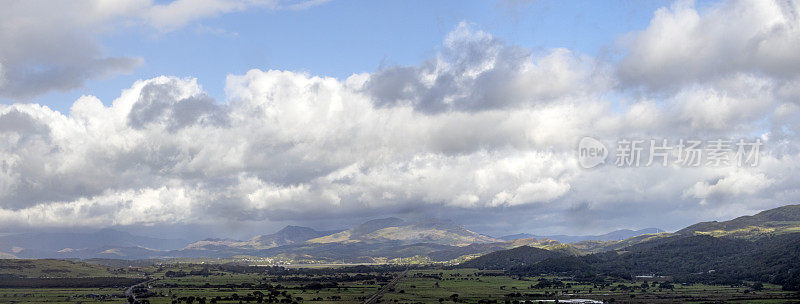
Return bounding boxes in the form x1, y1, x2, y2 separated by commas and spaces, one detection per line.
1, 0, 800, 240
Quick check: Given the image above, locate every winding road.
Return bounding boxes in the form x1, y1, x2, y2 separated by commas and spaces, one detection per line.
125, 279, 154, 303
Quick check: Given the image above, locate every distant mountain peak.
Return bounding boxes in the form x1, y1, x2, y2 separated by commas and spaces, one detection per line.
350, 217, 407, 237
202, 238, 237, 242
500, 228, 666, 243
307, 217, 501, 246
275, 225, 319, 235
240, 225, 331, 249
0, 229, 189, 259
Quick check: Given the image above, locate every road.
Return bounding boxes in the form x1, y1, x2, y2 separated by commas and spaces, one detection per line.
362, 269, 409, 304
125, 279, 154, 303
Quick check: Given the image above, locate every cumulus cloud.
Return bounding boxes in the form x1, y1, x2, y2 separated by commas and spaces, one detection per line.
0, 39, 601, 228
127, 78, 228, 132
2, 6, 800, 235
619, 0, 800, 90
0, 67, 584, 228
0, 1, 142, 99
364, 22, 611, 113
683, 171, 775, 205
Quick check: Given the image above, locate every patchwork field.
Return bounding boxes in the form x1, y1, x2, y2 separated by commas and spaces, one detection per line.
384, 269, 800, 304
1, 261, 799, 303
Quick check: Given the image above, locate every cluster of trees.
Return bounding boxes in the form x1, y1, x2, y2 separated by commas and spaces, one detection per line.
270, 273, 393, 283
170, 291, 302, 304
531, 278, 565, 289
457, 246, 565, 270
209, 263, 407, 276
309, 295, 342, 301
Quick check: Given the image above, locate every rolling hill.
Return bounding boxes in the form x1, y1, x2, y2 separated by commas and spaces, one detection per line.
459, 203, 800, 290
11, 206, 796, 263
0, 229, 189, 259
183, 225, 340, 251
565, 204, 800, 253
307, 218, 501, 246
0, 259, 120, 278
0, 228, 188, 253
677, 204, 800, 237
457, 245, 569, 270
500, 228, 665, 243
176, 217, 508, 262
0, 217, 516, 261
248, 225, 340, 248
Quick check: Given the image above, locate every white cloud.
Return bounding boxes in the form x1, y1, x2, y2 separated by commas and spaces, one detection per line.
619, 0, 800, 90
363, 22, 611, 113
2, 8, 800, 234
683, 171, 775, 204
0, 61, 590, 227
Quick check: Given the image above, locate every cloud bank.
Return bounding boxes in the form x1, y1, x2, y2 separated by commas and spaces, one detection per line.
2, 0, 800, 235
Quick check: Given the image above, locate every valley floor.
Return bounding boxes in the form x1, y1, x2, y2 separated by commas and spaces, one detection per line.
2, 266, 799, 304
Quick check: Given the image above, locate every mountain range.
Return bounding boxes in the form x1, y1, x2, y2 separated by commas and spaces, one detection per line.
500, 228, 665, 243
183, 225, 341, 251
2, 204, 798, 289
0, 229, 189, 258
0, 216, 616, 261
175, 218, 513, 262
7, 205, 796, 263
0, 218, 511, 261
459, 204, 800, 290
306, 218, 501, 246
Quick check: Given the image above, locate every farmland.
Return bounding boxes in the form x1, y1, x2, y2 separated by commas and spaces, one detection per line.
1, 260, 799, 304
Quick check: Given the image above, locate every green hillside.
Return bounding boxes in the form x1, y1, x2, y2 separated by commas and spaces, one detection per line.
307, 218, 502, 246
509, 232, 800, 290
458, 204, 800, 290
0, 259, 123, 278
457, 245, 568, 270
570, 204, 800, 253
678, 204, 800, 238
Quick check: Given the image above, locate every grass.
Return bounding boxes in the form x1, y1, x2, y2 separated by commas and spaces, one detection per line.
0, 287, 126, 303
380, 269, 800, 304
0, 259, 135, 278
1, 262, 799, 304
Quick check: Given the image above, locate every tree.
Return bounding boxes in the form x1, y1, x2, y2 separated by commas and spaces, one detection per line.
658, 282, 674, 290
450, 293, 459, 302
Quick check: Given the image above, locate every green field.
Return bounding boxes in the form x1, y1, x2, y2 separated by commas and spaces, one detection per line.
385, 269, 800, 303
1, 261, 799, 304
0, 259, 142, 278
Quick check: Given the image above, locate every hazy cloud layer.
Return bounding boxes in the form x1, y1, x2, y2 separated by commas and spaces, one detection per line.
0, 0, 327, 99
2, 0, 800, 235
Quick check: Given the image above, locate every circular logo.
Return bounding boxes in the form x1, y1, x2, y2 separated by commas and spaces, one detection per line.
578, 137, 607, 169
